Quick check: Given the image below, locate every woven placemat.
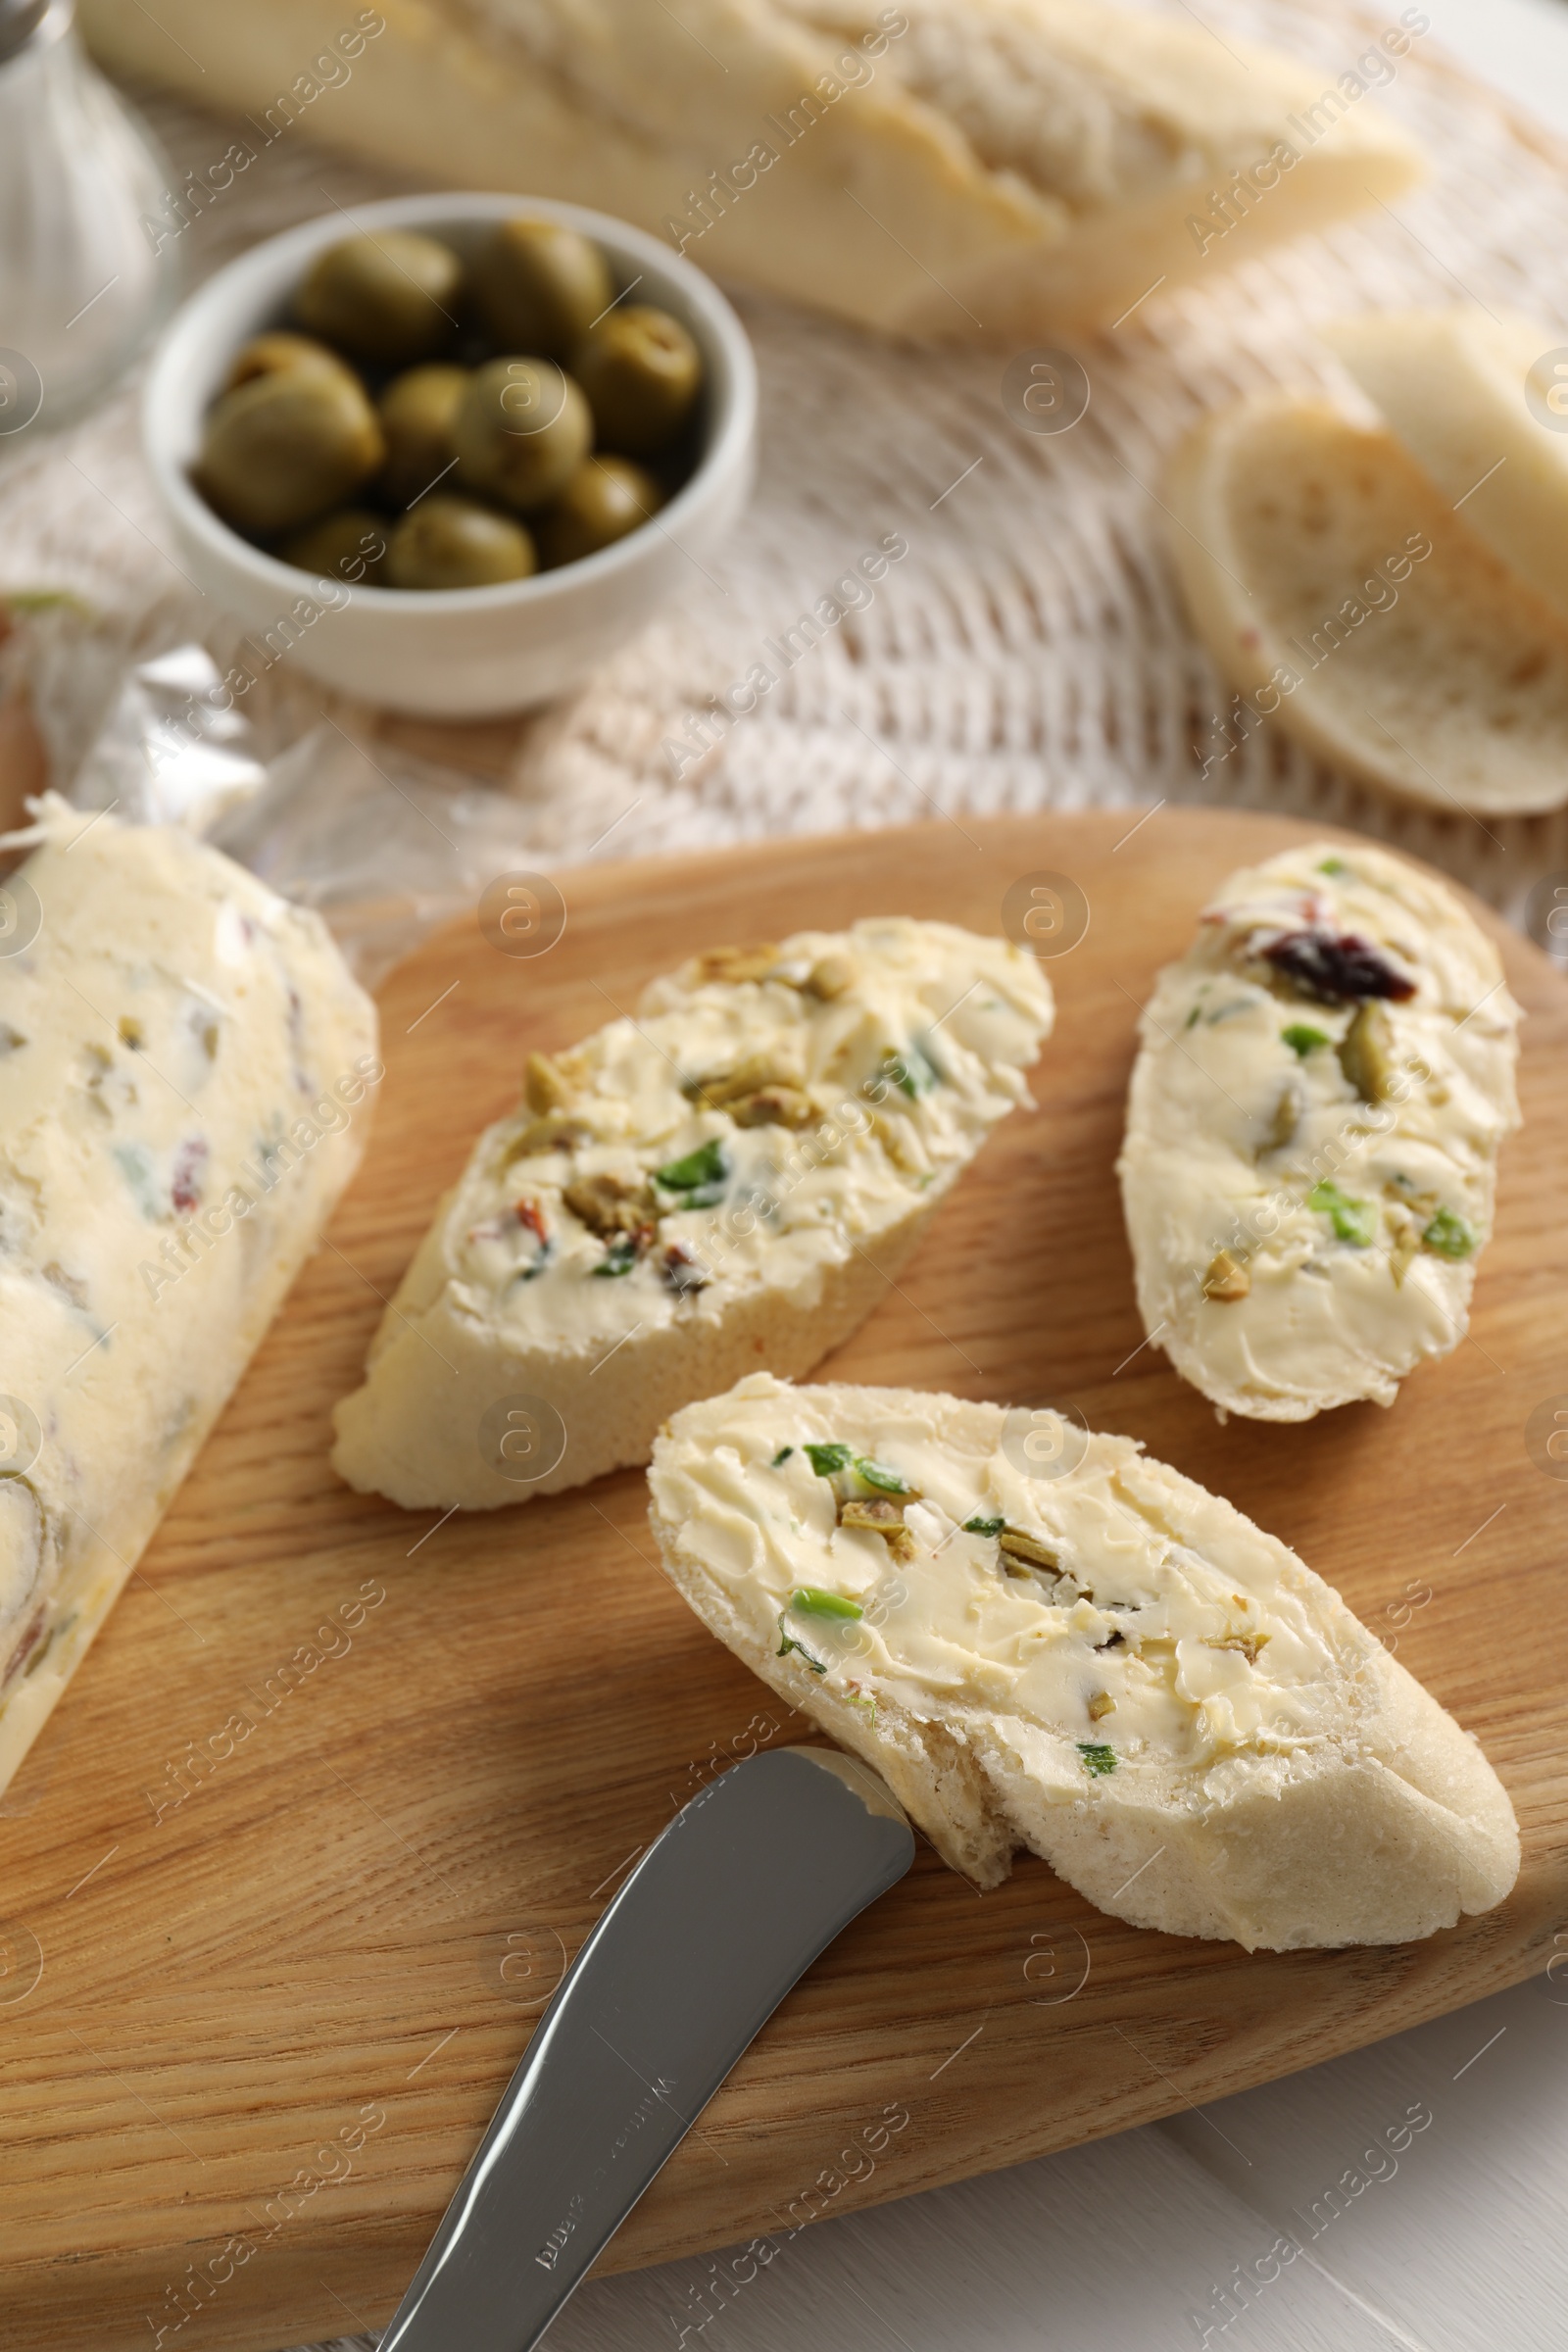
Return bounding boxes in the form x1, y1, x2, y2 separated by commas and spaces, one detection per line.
3, 0, 1568, 956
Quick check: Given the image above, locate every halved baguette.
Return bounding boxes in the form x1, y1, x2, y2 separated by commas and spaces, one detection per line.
648, 1373, 1519, 1949
1327, 307, 1568, 632
79, 0, 1423, 339
1163, 392, 1568, 814
330, 920, 1051, 1509
1117, 840, 1520, 1421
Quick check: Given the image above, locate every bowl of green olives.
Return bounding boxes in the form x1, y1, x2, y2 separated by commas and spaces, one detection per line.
141, 194, 756, 716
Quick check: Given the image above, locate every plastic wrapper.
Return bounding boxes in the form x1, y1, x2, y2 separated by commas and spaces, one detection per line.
210, 720, 541, 986
69, 642, 270, 833
0, 612, 540, 987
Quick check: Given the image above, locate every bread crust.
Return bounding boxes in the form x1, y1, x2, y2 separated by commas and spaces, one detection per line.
80, 0, 1421, 337
332, 917, 1050, 1507
332, 1177, 945, 1508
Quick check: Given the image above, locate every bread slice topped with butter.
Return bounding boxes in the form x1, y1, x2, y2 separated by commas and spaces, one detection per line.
331, 920, 1052, 1510
1117, 842, 1520, 1423
648, 1374, 1519, 1950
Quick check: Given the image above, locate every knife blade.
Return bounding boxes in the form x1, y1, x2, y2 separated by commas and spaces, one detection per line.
379, 1743, 915, 2352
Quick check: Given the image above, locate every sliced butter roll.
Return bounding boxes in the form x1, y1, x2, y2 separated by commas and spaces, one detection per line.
649, 1374, 1519, 1950
0, 797, 377, 1798
1118, 841, 1520, 1421
332, 921, 1051, 1510
1164, 392, 1568, 814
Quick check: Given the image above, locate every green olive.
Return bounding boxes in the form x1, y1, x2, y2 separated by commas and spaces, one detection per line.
453, 357, 593, 513
537, 456, 662, 565
278, 508, 389, 587
385, 494, 535, 590
572, 305, 702, 455
196, 368, 386, 536
224, 330, 360, 393
471, 218, 615, 361
377, 364, 469, 507
294, 230, 463, 364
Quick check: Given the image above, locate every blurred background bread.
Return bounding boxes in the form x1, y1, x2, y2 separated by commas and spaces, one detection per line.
1163, 384, 1568, 815
78, 0, 1425, 337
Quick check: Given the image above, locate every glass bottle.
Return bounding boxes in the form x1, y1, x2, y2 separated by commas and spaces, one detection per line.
0, 0, 177, 443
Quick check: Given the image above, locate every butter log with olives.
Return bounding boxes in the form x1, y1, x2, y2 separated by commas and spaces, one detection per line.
193, 218, 704, 590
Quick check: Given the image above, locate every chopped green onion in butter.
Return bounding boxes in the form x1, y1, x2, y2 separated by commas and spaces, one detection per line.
654, 1137, 731, 1202
805, 1441, 855, 1477
851, 1456, 913, 1495
1282, 1023, 1331, 1056
1308, 1179, 1377, 1247
788, 1586, 863, 1621
1421, 1205, 1477, 1259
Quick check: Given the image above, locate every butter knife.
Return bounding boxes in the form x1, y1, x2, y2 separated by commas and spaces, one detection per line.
380, 1743, 915, 2352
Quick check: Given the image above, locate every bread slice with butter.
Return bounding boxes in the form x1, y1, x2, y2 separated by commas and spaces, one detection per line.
330, 919, 1052, 1510
1117, 841, 1520, 1422
0, 797, 377, 1801
79, 0, 1422, 339
648, 1373, 1520, 1949
1162, 389, 1568, 814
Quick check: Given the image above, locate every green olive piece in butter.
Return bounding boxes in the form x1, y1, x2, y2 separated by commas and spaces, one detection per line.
1338, 1002, 1396, 1103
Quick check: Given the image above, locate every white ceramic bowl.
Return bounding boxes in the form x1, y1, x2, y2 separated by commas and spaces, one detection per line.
141, 192, 757, 718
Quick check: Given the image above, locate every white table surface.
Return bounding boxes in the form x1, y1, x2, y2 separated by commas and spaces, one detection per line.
527, 10, 1568, 2350
95, 0, 1544, 2343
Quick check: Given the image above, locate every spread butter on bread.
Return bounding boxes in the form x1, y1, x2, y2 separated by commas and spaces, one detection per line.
1118, 841, 1520, 1421
649, 1373, 1519, 1950
331, 920, 1051, 1508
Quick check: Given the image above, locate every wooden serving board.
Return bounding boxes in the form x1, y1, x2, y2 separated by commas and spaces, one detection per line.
3, 808, 1565, 2352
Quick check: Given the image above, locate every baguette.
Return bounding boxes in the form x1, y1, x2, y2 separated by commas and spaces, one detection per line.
80, 0, 1423, 338
330, 919, 1051, 1508
1117, 840, 1520, 1421
1163, 390, 1568, 814
648, 1373, 1519, 1948
0, 798, 377, 1799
